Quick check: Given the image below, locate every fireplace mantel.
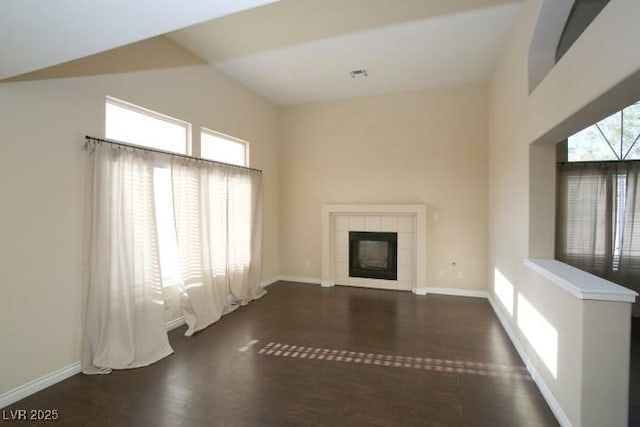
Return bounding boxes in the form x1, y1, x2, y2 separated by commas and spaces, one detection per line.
321, 204, 427, 292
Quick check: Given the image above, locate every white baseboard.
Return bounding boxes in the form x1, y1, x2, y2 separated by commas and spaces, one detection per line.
0, 315, 190, 410
0, 361, 82, 409
277, 280, 488, 299
277, 275, 322, 285
0, 281, 570, 427
422, 287, 489, 299
412, 286, 570, 426
166, 316, 186, 332
260, 277, 281, 288
487, 296, 571, 427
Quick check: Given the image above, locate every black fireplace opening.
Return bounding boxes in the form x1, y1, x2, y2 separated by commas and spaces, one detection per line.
349, 231, 398, 280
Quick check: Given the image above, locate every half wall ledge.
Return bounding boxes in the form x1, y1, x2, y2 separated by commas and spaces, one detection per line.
525, 258, 638, 303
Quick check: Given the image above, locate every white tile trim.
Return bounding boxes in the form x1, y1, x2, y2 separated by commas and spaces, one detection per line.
322, 204, 427, 290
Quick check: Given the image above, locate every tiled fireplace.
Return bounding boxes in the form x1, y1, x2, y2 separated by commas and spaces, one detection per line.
321, 204, 426, 292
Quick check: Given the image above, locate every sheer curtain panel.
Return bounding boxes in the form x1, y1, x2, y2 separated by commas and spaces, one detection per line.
82, 143, 173, 374
227, 168, 265, 304
171, 158, 264, 336
556, 163, 611, 276
612, 162, 640, 314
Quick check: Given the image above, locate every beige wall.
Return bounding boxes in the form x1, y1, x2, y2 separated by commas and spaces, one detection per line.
280, 84, 489, 290
0, 38, 280, 396
489, 0, 640, 425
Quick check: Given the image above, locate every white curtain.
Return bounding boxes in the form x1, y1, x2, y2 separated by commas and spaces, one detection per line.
82, 143, 173, 374
171, 158, 264, 336
227, 168, 265, 304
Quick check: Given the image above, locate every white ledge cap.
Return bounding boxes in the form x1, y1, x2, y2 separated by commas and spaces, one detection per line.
525, 258, 638, 303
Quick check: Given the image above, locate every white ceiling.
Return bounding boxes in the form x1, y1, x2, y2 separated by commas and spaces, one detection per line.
0, 0, 276, 80
168, 0, 522, 105
1, 0, 522, 106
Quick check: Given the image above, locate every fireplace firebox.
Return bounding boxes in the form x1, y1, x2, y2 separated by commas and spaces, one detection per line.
349, 231, 398, 280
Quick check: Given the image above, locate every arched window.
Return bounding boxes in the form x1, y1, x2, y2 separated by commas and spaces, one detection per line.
567, 101, 640, 161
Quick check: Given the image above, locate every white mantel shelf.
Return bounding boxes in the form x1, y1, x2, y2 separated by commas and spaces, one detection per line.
321, 203, 427, 291
525, 258, 638, 303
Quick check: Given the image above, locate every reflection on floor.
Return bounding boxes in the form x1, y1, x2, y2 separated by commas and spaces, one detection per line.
630, 316, 640, 426
3, 282, 559, 426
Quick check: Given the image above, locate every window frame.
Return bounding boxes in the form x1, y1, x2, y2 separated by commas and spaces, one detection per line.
105, 96, 191, 288
105, 96, 192, 156
200, 127, 249, 167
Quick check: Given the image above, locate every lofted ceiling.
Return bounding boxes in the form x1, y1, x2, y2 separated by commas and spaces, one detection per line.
0, 0, 276, 80
167, 0, 523, 105
1, 0, 523, 106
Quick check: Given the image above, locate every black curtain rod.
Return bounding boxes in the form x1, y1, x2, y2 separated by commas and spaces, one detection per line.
85, 135, 263, 173
557, 159, 640, 165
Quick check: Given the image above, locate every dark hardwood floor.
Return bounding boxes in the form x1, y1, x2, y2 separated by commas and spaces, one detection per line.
3, 282, 559, 426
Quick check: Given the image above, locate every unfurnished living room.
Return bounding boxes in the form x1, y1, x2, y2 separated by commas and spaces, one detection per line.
1, 1, 639, 426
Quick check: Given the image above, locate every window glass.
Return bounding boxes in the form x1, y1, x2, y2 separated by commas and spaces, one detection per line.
105, 97, 185, 287
557, 100, 640, 295
106, 98, 189, 155
201, 130, 248, 166
568, 101, 640, 161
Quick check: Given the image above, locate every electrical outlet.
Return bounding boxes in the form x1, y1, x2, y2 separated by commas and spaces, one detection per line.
437, 270, 444, 278
457, 271, 464, 280
164, 298, 171, 310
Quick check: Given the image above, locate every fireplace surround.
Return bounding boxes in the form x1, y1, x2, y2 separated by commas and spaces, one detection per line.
321, 204, 427, 292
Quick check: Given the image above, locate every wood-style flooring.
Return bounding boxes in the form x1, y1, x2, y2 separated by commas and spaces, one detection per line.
3, 282, 560, 426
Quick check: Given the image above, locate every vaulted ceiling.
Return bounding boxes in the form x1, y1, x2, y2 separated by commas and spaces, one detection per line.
1, 0, 523, 106
167, 0, 522, 105
0, 0, 276, 80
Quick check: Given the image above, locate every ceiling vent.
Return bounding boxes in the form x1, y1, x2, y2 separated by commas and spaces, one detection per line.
349, 69, 368, 78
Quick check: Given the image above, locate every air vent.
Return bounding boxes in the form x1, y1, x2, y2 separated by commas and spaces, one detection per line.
349, 69, 368, 78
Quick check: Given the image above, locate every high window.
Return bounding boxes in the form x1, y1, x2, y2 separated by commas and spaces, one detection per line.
201, 129, 248, 166
105, 97, 188, 287
106, 98, 189, 154
105, 98, 254, 289
86, 98, 264, 366
567, 102, 640, 161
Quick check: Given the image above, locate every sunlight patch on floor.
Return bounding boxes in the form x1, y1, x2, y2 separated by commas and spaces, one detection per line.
256, 341, 532, 380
